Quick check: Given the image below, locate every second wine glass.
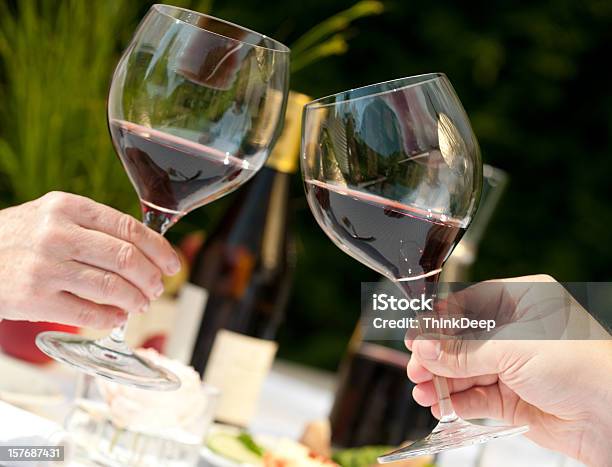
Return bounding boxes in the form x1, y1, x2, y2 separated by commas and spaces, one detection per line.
36, 4, 290, 390
300, 73, 528, 458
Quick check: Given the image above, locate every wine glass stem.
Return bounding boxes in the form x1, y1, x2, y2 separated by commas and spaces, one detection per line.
109, 322, 127, 342
104, 206, 175, 348
400, 276, 459, 428
142, 206, 174, 235
434, 375, 459, 425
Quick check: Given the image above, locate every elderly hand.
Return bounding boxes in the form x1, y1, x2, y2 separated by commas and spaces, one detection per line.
0, 192, 181, 329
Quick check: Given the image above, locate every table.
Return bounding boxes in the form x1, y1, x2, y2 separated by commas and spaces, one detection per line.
252, 361, 582, 467
0, 352, 584, 467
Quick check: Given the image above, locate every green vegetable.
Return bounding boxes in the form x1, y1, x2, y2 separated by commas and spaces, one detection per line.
333, 446, 437, 467
207, 432, 263, 465
238, 432, 266, 457
333, 446, 392, 467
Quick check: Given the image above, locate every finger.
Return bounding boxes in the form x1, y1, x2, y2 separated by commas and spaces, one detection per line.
441, 281, 515, 321
427, 386, 501, 421
431, 404, 441, 419
46, 291, 128, 329
405, 335, 415, 351
440, 275, 558, 324
404, 326, 421, 350
412, 336, 536, 379
70, 197, 180, 276
405, 317, 447, 351
412, 375, 499, 407
444, 385, 506, 421
56, 261, 149, 313
69, 228, 164, 300
407, 356, 433, 383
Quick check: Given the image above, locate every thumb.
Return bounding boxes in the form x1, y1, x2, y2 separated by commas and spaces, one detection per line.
412, 336, 529, 378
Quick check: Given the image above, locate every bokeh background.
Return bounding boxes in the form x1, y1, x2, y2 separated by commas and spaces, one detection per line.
1, 0, 611, 370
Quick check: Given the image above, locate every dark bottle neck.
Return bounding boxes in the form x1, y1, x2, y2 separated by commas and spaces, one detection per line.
237, 168, 287, 243
211, 166, 292, 250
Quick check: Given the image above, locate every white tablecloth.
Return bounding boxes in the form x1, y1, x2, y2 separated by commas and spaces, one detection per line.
251, 361, 581, 467
0, 352, 584, 467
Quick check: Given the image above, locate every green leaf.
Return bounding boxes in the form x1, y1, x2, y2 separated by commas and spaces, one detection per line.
291, 34, 349, 73
291, 0, 383, 56
0, 139, 18, 188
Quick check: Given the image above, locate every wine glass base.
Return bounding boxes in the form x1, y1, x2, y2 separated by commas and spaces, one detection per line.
36, 331, 181, 391
377, 418, 529, 462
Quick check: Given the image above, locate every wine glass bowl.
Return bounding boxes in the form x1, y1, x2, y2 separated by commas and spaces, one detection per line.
36, 4, 290, 390
109, 4, 290, 229
300, 74, 528, 458
302, 73, 481, 282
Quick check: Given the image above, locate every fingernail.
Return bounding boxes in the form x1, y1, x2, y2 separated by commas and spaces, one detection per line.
417, 339, 441, 360
167, 253, 181, 275
154, 282, 164, 298
140, 302, 150, 314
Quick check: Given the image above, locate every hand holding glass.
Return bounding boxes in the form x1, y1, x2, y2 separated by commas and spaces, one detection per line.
36, 5, 290, 390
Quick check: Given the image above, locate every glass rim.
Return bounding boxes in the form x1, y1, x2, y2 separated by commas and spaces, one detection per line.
152, 4, 290, 54
305, 73, 447, 109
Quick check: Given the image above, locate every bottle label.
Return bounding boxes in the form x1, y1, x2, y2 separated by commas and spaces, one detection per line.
203, 329, 278, 426
165, 283, 209, 364
265, 91, 311, 174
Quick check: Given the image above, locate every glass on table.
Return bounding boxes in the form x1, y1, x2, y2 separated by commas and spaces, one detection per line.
67, 361, 220, 467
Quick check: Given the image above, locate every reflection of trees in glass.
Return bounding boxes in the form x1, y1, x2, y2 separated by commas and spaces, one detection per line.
344, 115, 363, 181
122, 42, 244, 130
332, 98, 428, 202
315, 92, 479, 217
121, 33, 286, 160
320, 126, 346, 184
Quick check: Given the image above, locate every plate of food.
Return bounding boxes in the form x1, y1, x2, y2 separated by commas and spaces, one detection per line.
202, 421, 434, 467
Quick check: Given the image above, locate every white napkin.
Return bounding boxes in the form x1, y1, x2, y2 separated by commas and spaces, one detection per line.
0, 400, 71, 466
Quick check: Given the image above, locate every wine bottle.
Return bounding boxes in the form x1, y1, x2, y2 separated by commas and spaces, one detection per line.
181, 92, 310, 427
329, 322, 437, 447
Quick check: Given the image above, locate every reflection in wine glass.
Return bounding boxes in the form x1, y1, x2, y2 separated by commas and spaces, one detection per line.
300, 74, 528, 459
441, 165, 508, 281
36, 5, 289, 390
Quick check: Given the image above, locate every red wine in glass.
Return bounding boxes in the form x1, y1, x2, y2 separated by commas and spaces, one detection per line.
304, 180, 465, 282
110, 120, 256, 226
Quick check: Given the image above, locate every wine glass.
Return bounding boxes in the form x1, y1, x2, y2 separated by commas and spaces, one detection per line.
36, 4, 290, 390
300, 73, 528, 458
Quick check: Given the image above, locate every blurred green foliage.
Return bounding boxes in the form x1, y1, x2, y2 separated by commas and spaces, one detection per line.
1, 0, 611, 370
0, 0, 138, 213
280, 0, 612, 369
